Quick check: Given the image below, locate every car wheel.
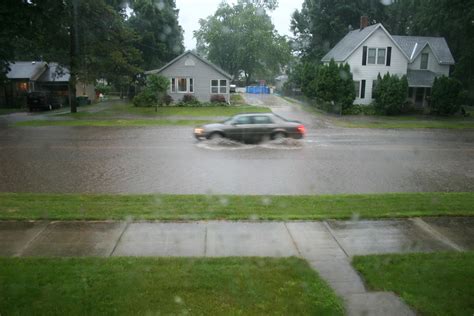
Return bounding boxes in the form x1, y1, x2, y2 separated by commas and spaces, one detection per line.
272, 132, 287, 140
208, 132, 224, 140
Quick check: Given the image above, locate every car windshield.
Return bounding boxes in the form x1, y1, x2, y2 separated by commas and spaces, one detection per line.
1, 1, 472, 315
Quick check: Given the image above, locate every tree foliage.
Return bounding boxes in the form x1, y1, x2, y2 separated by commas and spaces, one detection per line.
373, 73, 409, 115
313, 60, 355, 112
194, 0, 291, 84
133, 74, 170, 107
431, 76, 464, 116
127, 0, 184, 70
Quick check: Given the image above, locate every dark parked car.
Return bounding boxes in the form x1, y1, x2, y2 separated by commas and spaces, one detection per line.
194, 113, 305, 143
27, 92, 61, 111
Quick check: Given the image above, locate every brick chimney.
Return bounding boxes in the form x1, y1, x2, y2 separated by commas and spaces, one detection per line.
360, 16, 369, 29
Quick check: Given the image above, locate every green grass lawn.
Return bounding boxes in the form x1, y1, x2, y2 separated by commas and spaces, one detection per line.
334, 117, 474, 129
0, 257, 344, 315
63, 102, 271, 118
0, 108, 26, 115
353, 252, 474, 316
0, 192, 472, 221
14, 119, 214, 127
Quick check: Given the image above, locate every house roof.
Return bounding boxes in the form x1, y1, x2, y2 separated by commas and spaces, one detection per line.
407, 69, 439, 87
38, 63, 70, 82
322, 24, 408, 62
145, 51, 233, 79
6, 61, 48, 80
392, 36, 454, 65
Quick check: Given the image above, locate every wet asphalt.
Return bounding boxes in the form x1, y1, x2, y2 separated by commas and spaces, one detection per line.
0, 95, 473, 194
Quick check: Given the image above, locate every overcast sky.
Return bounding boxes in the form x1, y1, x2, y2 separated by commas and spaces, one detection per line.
175, 0, 304, 50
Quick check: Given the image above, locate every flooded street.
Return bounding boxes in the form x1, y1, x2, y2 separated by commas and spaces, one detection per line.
0, 121, 473, 194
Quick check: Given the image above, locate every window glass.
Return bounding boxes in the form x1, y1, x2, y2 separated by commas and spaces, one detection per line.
234, 116, 251, 124
211, 80, 218, 87
252, 116, 273, 124
421, 53, 429, 69
377, 48, 386, 64
189, 78, 194, 93
354, 81, 360, 98
177, 78, 187, 92
368, 48, 376, 64
171, 78, 176, 92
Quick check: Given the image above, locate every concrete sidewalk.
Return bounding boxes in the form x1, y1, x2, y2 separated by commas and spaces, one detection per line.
2, 217, 473, 315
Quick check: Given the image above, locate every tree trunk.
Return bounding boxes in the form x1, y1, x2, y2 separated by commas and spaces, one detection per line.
69, 0, 79, 113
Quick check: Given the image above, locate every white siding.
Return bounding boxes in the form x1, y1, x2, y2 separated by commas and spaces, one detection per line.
408, 46, 450, 76
158, 53, 230, 103
346, 28, 408, 105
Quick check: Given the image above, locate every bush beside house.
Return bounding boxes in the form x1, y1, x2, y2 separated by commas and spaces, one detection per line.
133, 74, 169, 107
430, 76, 464, 116
373, 73, 409, 115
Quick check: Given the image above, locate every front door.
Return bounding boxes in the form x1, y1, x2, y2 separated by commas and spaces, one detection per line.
415, 87, 425, 106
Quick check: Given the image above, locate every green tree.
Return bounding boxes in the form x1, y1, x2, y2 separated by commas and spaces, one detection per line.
133, 74, 170, 107
127, 0, 184, 70
314, 60, 356, 112
431, 76, 464, 116
373, 73, 408, 115
194, 0, 291, 84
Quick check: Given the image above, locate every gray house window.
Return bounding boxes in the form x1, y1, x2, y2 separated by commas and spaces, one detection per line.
211, 79, 227, 94
421, 53, 429, 70
367, 48, 386, 65
171, 78, 176, 93
171, 77, 193, 93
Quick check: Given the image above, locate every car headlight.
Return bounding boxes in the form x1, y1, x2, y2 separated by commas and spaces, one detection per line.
194, 128, 204, 134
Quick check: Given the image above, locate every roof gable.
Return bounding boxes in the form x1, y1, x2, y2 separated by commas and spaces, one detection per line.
6, 62, 48, 80
145, 51, 233, 79
322, 24, 409, 62
392, 35, 454, 65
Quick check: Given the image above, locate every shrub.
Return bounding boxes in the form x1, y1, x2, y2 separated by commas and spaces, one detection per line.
161, 94, 173, 105
342, 104, 377, 115
373, 73, 408, 115
314, 60, 356, 113
210, 94, 227, 104
133, 89, 157, 107
132, 74, 169, 107
431, 76, 464, 116
181, 94, 199, 105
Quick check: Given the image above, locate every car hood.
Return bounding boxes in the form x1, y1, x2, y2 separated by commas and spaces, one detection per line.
202, 123, 227, 130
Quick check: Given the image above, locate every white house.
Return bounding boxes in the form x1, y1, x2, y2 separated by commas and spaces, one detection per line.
145, 51, 233, 104
321, 17, 455, 107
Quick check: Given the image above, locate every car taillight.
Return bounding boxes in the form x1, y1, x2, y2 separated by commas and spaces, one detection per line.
297, 124, 305, 134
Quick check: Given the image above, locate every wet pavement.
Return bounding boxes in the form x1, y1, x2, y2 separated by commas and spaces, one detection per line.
3, 217, 473, 315
0, 96, 473, 194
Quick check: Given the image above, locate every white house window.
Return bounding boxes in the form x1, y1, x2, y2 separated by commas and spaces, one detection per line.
367, 48, 386, 65
177, 78, 187, 93
377, 48, 386, 64
421, 53, 429, 70
171, 78, 176, 93
171, 77, 194, 93
368, 48, 376, 64
220, 80, 227, 93
354, 81, 360, 98
211, 79, 227, 94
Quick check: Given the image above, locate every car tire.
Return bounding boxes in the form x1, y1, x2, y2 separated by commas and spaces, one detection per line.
208, 132, 224, 140
272, 132, 287, 140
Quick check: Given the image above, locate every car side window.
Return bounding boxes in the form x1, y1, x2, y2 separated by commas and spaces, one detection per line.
252, 116, 274, 124
234, 116, 252, 125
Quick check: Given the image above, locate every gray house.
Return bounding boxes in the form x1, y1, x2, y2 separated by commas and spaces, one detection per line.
145, 51, 233, 104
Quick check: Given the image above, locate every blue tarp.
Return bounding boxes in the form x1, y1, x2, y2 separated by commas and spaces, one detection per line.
246, 86, 270, 94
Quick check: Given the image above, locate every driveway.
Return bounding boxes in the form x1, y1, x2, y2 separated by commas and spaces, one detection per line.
0, 94, 473, 194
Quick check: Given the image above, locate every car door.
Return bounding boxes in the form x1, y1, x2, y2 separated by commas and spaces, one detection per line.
248, 115, 274, 142
227, 115, 252, 142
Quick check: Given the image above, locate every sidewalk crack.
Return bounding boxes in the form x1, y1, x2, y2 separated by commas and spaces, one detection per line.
109, 221, 130, 257
284, 222, 302, 257
323, 221, 350, 258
